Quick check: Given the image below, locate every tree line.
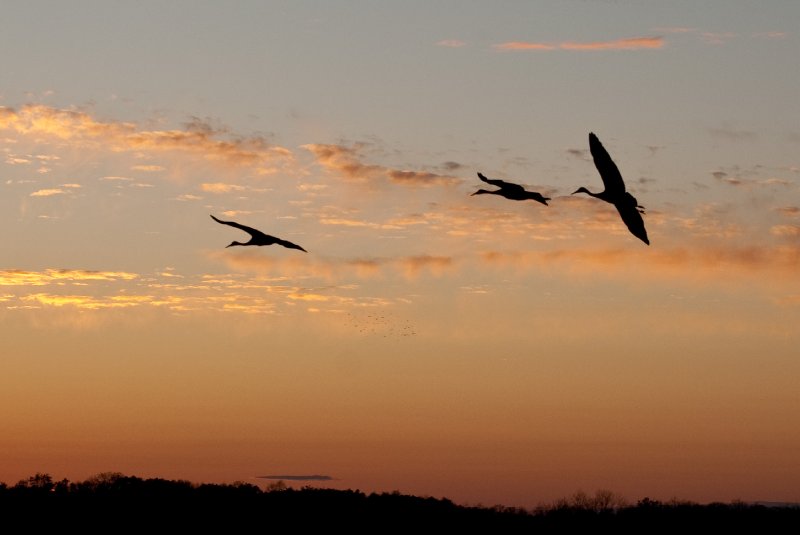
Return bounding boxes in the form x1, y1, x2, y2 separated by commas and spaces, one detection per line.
1, 472, 797, 531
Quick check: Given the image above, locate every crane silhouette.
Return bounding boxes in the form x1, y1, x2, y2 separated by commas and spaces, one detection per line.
471, 172, 550, 206
210, 215, 307, 252
572, 133, 650, 245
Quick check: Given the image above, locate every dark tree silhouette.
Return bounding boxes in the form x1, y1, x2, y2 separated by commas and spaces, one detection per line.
1, 472, 798, 531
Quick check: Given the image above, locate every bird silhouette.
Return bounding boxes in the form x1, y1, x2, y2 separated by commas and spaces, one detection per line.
572, 133, 650, 245
471, 172, 550, 205
210, 215, 307, 252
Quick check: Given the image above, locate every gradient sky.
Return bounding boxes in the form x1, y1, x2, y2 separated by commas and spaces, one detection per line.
2, 1, 799, 507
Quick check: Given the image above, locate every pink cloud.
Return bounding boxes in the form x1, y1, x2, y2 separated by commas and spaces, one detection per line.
494, 36, 663, 52
493, 41, 555, 51
560, 37, 664, 51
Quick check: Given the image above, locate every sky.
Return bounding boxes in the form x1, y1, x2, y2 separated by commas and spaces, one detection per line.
1, 1, 799, 507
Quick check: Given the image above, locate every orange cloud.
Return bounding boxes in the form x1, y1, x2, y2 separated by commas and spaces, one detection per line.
201, 182, 246, 193
398, 255, 454, 279
131, 164, 165, 172
211, 250, 456, 281
174, 194, 202, 201
771, 225, 800, 238
776, 206, 799, 218
560, 37, 664, 50
303, 143, 461, 187
479, 243, 800, 283
302, 144, 383, 182
494, 36, 664, 51
318, 217, 404, 230
387, 169, 460, 186
0, 104, 293, 169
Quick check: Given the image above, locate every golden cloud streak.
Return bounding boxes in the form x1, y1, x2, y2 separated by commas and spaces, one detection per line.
0, 104, 293, 168
22, 293, 145, 309
29, 188, 65, 197
494, 36, 664, 51
0, 269, 139, 286
131, 164, 165, 172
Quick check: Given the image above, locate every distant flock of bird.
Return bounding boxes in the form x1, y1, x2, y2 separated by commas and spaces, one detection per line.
211, 132, 650, 251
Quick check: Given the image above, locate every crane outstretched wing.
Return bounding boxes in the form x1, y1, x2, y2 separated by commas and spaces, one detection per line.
210, 214, 265, 239
477, 172, 525, 193
275, 238, 308, 252
589, 133, 626, 196
614, 198, 649, 245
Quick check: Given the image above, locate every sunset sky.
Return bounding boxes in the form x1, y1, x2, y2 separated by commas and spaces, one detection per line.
2, 1, 799, 507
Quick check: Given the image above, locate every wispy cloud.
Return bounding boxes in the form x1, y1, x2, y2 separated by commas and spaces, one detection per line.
770, 224, 800, 238
435, 39, 466, 48
22, 293, 151, 309
0, 104, 293, 170
701, 32, 736, 45
708, 126, 757, 141
201, 182, 246, 193
319, 217, 399, 230
303, 143, 461, 187
494, 36, 664, 52
651, 27, 697, 34
561, 37, 664, 51
398, 255, 454, 279
480, 243, 800, 282
440, 161, 465, 171
710, 167, 790, 188
494, 41, 555, 51
131, 164, 165, 172
566, 148, 587, 159
752, 31, 787, 39
213, 250, 457, 281
775, 206, 799, 217
29, 188, 65, 197
0, 269, 138, 286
